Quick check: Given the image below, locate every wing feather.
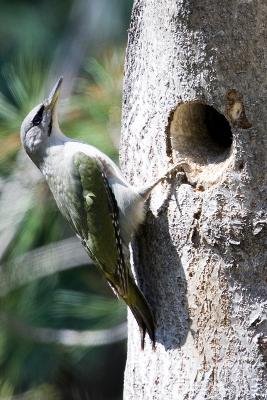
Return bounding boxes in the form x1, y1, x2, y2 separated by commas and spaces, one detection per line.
73, 152, 128, 296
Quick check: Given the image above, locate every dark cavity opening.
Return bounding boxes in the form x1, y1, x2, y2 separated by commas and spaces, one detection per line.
169, 102, 233, 165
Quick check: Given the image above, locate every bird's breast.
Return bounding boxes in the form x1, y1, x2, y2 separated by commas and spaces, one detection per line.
41, 152, 79, 225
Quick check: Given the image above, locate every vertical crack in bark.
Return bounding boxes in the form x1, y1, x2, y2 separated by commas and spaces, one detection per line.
191, 208, 202, 248
165, 109, 175, 162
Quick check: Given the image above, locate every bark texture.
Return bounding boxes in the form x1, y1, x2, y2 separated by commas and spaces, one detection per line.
120, 1, 267, 399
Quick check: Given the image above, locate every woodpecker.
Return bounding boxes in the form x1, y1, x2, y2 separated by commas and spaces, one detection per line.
20, 78, 188, 348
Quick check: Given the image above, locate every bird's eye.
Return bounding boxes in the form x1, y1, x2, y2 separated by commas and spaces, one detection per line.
32, 105, 44, 126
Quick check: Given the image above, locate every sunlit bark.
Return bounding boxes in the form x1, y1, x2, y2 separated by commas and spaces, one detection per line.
120, 0, 267, 398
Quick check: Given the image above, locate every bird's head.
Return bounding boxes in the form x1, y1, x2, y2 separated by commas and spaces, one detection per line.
20, 77, 63, 162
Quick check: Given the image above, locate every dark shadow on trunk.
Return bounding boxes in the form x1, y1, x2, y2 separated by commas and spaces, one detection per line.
133, 209, 190, 350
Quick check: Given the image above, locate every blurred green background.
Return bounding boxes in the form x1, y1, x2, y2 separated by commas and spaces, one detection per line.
0, 0, 132, 398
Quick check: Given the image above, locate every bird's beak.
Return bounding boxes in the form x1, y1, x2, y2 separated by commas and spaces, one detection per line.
45, 77, 63, 111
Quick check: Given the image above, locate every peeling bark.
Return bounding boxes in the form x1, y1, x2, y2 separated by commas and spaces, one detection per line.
120, 0, 267, 399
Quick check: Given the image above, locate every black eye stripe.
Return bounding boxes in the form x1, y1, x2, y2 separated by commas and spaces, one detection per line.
32, 105, 44, 126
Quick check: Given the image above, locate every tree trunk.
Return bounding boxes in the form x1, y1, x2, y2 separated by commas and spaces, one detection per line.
120, 0, 267, 399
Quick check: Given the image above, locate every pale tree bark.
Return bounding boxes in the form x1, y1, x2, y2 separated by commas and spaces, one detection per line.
120, 0, 267, 399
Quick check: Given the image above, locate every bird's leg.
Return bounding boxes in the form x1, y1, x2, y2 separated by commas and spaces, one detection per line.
138, 160, 190, 200
156, 171, 188, 216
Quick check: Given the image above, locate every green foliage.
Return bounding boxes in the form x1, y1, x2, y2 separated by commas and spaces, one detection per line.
0, 48, 126, 399
0, 56, 47, 132
64, 50, 124, 160
0, 56, 48, 177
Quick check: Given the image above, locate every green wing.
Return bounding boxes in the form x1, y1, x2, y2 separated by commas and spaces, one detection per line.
71, 152, 155, 347
73, 152, 128, 297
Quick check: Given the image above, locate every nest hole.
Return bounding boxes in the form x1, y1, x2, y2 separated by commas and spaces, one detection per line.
169, 102, 233, 165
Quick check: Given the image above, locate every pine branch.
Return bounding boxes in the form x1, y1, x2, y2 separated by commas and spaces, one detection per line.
0, 237, 92, 296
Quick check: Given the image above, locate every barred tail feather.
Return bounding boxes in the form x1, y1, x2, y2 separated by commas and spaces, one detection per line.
126, 280, 155, 350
